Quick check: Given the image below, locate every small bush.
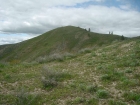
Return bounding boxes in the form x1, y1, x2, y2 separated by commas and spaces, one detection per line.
41, 78, 57, 88
41, 66, 59, 88
41, 66, 72, 88
97, 89, 109, 99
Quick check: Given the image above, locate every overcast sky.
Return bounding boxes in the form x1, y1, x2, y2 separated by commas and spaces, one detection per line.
0, 0, 140, 45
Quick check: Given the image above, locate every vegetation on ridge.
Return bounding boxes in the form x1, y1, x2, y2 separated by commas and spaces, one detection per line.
0, 36, 140, 105
0, 26, 122, 62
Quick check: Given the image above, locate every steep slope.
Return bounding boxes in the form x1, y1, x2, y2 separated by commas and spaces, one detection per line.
0, 26, 122, 62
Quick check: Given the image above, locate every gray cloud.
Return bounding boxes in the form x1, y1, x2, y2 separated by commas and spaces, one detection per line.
0, 0, 140, 43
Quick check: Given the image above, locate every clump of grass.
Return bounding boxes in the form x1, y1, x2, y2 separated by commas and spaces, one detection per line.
67, 96, 99, 105
91, 52, 97, 57
118, 58, 140, 67
96, 89, 110, 99
101, 74, 112, 81
134, 74, 140, 80
36, 52, 75, 63
63, 52, 76, 59
70, 82, 98, 95
47, 53, 64, 62
78, 48, 92, 54
41, 77, 57, 88
101, 71, 124, 82
96, 65, 105, 70
73, 97, 86, 104
0, 63, 5, 68
78, 83, 87, 91
101, 53, 107, 58
22, 62, 36, 68
36, 53, 64, 63
86, 61, 93, 66
134, 41, 140, 59
123, 92, 140, 104
86, 97, 99, 105
125, 69, 133, 73
67, 97, 86, 104
108, 100, 127, 105
15, 87, 38, 105
41, 66, 72, 88
41, 66, 59, 88
86, 85, 98, 93
0, 94, 15, 104
119, 78, 139, 89
4, 74, 11, 80
36, 56, 46, 64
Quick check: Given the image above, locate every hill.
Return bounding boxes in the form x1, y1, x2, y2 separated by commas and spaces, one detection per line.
0, 26, 122, 62
0, 37, 140, 105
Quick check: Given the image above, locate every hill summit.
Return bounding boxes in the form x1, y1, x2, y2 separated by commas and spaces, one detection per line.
0, 26, 121, 62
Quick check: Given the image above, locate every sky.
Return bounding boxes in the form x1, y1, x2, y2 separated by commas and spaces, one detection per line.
0, 0, 140, 45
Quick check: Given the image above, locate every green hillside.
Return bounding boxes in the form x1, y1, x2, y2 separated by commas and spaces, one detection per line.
0, 37, 140, 105
0, 26, 122, 62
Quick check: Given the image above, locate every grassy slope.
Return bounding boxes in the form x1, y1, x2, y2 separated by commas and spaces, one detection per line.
0, 38, 140, 105
0, 26, 121, 62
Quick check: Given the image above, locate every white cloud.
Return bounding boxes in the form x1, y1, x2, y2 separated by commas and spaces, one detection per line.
0, 34, 33, 45
0, 0, 140, 45
119, 4, 131, 10
95, 0, 105, 2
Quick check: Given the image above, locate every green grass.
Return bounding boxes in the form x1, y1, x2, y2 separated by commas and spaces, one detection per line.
15, 87, 39, 105
86, 85, 98, 93
123, 92, 140, 104
0, 33, 140, 105
66, 97, 99, 105
96, 89, 110, 99
108, 100, 127, 105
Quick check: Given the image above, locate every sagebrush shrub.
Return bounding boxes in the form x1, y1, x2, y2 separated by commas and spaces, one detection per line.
41, 66, 72, 88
